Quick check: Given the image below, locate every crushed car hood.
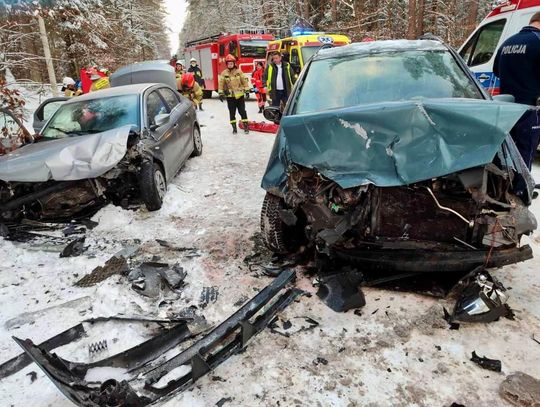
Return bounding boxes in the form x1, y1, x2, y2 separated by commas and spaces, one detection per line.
0, 125, 131, 182
262, 99, 530, 192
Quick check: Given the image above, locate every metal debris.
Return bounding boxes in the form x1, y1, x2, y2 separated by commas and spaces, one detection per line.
200, 286, 219, 308
128, 262, 187, 298
88, 340, 108, 355
75, 255, 128, 287
470, 351, 502, 372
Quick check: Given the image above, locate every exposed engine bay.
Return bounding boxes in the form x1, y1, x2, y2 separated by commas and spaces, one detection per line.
276, 160, 536, 271
0, 131, 147, 224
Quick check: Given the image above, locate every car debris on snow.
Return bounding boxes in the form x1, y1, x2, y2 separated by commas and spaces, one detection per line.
447, 268, 513, 324
11, 270, 300, 406
60, 236, 86, 258
128, 262, 186, 298
315, 266, 365, 312
75, 255, 128, 287
470, 351, 502, 372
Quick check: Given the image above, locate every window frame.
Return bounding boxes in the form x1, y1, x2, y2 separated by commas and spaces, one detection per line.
145, 89, 170, 127
460, 18, 507, 67
158, 87, 180, 111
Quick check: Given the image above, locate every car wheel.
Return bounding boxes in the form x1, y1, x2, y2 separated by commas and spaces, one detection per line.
203, 90, 213, 99
191, 126, 203, 157
260, 192, 302, 254
139, 160, 166, 211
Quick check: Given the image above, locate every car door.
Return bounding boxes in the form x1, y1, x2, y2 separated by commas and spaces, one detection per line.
158, 87, 192, 166
33, 97, 68, 133
145, 89, 178, 179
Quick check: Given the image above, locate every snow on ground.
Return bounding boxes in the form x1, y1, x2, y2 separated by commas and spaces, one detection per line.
0, 96, 539, 406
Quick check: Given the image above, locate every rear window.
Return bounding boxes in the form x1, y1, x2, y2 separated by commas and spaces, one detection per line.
293, 50, 483, 115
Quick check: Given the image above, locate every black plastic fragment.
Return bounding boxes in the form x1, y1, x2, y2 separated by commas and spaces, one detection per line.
316, 268, 365, 312
470, 351, 502, 372
60, 237, 86, 258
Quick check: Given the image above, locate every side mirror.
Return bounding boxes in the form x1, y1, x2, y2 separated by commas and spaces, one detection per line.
263, 106, 282, 124
150, 113, 170, 131
492, 94, 515, 103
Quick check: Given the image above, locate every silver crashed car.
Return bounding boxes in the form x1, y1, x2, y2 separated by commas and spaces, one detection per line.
0, 83, 202, 223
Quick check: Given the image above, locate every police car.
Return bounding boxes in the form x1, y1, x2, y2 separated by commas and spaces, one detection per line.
459, 0, 540, 95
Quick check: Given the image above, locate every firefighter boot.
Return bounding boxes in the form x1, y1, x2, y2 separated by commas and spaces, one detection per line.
244, 124, 249, 134
258, 106, 263, 113
231, 123, 238, 134
199, 102, 204, 111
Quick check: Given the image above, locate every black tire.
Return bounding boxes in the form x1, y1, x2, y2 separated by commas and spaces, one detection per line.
191, 126, 203, 157
260, 192, 298, 254
139, 160, 166, 211
203, 90, 213, 99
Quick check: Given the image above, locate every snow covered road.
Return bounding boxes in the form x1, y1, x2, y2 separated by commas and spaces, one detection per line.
1, 96, 540, 406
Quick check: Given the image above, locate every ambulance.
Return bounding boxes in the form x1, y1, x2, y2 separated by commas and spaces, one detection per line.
266, 33, 351, 75
459, 0, 540, 95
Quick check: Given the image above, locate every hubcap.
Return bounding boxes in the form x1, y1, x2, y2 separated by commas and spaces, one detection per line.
154, 169, 166, 199
194, 128, 202, 151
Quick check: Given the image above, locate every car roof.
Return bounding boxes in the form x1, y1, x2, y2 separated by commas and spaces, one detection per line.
313, 39, 447, 60
64, 83, 162, 104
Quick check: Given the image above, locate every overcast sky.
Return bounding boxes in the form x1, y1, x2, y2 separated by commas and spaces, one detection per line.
164, 0, 188, 55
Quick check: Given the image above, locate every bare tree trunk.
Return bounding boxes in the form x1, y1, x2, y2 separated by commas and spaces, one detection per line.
467, 0, 479, 36
416, 0, 425, 37
331, 0, 337, 25
407, 0, 417, 39
37, 13, 58, 96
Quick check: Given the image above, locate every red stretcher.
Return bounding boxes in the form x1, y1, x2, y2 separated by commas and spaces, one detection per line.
239, 121, 279, 134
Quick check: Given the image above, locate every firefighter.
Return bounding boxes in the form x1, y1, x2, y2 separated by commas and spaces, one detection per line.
264, 51, 295, 109
188, 58, 205, 88
218, 54, 251, 134
177, 72, 204, 110
494, 12, 540, 198
62, 77, 82, 97
252, 61, 267, 113
175, 62, 184, 79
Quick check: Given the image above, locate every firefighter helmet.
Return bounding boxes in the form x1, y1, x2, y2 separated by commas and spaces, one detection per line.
182, 72, 195, 88
225, 54, 236, 63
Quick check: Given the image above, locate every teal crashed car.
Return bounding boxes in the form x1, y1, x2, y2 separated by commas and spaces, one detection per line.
260, 38, 537, 272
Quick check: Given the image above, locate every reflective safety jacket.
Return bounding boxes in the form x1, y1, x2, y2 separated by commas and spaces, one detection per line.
264, 62, 295, 99
218, 67, 250, 99
188, 65, 205, 87
177, 80, 203, 106
89, 77, 110, 92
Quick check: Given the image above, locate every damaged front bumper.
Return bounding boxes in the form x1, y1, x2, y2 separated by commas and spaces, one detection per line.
12, 269, 299, 406
333, 245, 533, 273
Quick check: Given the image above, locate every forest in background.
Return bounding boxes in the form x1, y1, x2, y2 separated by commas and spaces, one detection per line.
179, 0, 500, 51
1, 0, 170, 83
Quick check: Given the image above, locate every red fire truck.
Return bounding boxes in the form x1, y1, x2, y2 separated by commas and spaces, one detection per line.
183, 30, 275, 98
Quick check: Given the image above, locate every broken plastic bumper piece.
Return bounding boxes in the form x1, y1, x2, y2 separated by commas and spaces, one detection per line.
13, 269, 299, 406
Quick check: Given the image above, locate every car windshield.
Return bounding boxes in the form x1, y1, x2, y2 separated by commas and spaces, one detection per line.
41, 94, 140, 139
293, 50, 483, 114
300, 46, 321, 63
240, 40, 268, 58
